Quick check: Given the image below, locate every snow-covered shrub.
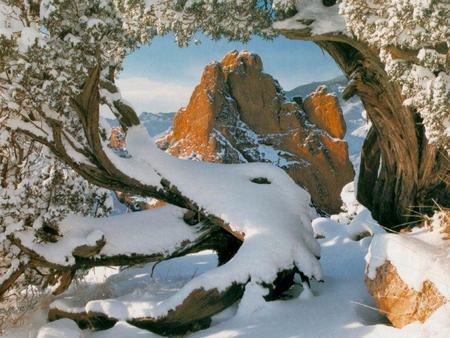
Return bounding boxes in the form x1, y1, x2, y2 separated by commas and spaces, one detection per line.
340, 0, 450, 150
0, 131, 111, 330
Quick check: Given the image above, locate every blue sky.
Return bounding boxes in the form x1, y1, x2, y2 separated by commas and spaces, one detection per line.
112, 34, 342, 115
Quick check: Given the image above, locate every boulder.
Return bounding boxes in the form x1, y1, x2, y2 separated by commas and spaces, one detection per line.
157, 49, 354, 214
365, 222, 450, 329
366, 260, 447, 328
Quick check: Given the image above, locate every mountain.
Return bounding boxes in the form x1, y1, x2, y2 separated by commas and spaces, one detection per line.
288, 75, 368, 166
138, 112, 176, 138
287, 75, 347, 99
156, 49, 355, 215
105, 112, 175, 138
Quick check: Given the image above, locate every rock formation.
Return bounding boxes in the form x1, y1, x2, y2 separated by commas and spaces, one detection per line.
365, 213, 450, 328
109, 126, 126, 149
366, 261, 447, 328
157, 49, 354, 214
302, 85, 346, 139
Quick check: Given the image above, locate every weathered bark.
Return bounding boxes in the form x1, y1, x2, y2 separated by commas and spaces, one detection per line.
276, 29, 450, 227
1, 222, 242, 299
128, 283, 246, 336
48, 308, 118, 331
48, 270, 298, 336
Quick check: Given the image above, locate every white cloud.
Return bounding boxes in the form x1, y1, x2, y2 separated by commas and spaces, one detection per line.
101, 77, 195, 118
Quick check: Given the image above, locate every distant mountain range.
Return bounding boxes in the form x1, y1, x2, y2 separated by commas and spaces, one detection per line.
286, 75, 347, 98
105, 112, 175, 138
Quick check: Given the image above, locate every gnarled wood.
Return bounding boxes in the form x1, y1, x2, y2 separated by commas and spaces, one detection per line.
48, 283, 246, 335
48, 267, 299, 336
48, 307, 118, 331
276, 28, 450, 228
128, 283, 246, 336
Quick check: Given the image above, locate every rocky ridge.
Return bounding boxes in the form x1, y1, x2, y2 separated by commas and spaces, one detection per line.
157, 50, 355, 214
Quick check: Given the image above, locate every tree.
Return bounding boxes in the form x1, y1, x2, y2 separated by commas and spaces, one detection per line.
0, 0, 321, 334
0, 0, 449, 335
274, 0, 450, 227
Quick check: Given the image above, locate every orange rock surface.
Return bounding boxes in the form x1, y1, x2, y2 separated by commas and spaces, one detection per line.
109, 126, 126, 149
366, 261, 447, 328
158, 49, 355, 214
303, 85, 346, 139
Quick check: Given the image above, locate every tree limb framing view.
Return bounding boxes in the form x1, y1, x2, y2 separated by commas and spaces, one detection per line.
1, 0, 450, 336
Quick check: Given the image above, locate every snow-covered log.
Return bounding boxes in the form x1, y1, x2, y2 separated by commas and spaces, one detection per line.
43, 127, 322, 334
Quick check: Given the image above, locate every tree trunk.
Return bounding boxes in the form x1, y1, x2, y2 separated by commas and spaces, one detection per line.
276, 29, 450, 228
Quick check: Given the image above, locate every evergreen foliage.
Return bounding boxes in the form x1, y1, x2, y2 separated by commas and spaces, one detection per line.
1, 0, 450, 334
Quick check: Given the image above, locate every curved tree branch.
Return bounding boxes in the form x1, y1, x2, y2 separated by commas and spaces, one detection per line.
275, 24, 450, 227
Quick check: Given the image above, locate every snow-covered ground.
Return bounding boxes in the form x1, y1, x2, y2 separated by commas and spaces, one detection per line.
4, 182, 449, 338
3, 117, 442, 338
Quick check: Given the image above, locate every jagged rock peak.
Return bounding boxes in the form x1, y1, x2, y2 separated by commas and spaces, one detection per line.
220, 49, 264, 73
157, 50, 354, 214
303, 85, 346, 139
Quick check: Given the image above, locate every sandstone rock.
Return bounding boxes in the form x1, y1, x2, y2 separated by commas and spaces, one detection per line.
109, 126, 126, 149
157, 49, 354, 214
107, 126, 130, 158
303, 85, 346, 139
366, 260, 448, 328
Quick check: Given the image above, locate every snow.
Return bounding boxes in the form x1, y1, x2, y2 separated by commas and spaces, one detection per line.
273, 0, 347, 35
37, 319, 82, 338
5, 114, 449, 337
14, 205, 201, 266
19, 27, 44, 53
6, 198, 450, 337
6, 119, 53, 142
366, 220, 450, 297
3, 0, 450, 335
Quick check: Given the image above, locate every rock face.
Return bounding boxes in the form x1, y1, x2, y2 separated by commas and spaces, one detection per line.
366, 261, 447, 328
303, 85, 346, 139
109, 126, 126, 149
157, 50, 354, 214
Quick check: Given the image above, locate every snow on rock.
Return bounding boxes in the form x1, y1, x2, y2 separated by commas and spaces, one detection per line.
312, 217, 343, 239
346, 208, 385, 241
331, 181, 365, 224
402, 303, 450, 337
365, 213, 450, 327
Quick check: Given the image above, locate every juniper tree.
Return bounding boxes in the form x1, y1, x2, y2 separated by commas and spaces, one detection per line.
0, 0, 450, 335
